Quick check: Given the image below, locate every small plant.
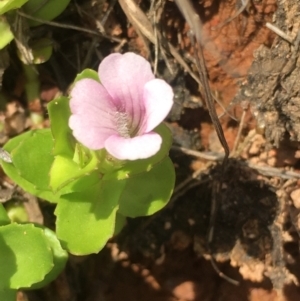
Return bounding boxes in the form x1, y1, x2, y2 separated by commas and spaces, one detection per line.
0, 0, 71, 125
0, 203, 68, 300
0, 0, 71, 50
0, 52, 175, 297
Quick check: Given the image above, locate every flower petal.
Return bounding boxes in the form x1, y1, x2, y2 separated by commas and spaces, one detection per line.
69, 116, 117, 150
105, 132, 162, 160
99, 53, 155, 130
141, 79, 174, 133
69, 79, 118, 150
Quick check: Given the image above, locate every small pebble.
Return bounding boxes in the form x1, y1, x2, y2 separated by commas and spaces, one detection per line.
291, 189, 300, 209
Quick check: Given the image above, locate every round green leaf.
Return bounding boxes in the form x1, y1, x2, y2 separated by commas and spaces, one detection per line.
48, 96, 74, 157
26, 226, 68, 289
6, 202, 28, 223
56, 170, 101, 196
32, 38, 52, 63
23, 0, 71, 27
49, 151, 99, 192
0, 0, 27, 14
114, 212, 126, 236
0, 204, 10, 226
0, 223, 53, 289
55, 179, 126, 255
11, 129, 54, 190
74, 69, 99, 83
118, 157, 175, 217
2, 128, 32, 151
0, 167, 60, 203
1, 130, 59, 203
0, 16, 13, 50
0, 288, 16, 301
22, 38, 53, 64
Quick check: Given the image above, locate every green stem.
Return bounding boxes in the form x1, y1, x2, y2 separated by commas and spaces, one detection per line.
22, 63, 44, 125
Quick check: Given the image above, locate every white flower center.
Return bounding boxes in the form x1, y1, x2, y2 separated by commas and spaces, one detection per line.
115, 111, 130, 138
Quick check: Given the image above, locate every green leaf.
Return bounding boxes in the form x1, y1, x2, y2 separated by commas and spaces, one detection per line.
55, 179, 126, 255
0, 171, 59, 203
56, 169, 101, 195
118, 157, 175, 217
0, 0, 27, 15
0, 288, 16, 301
48, 96, 74, 157
0, 204, 10, 226
1, 129, 60, 203
6, 202, 28, 223
0, 223, 53, 289
26, 226, 68, 289
11, 129, 54, 190
49, 150, 99, 192
104, 123, 173, 180
23, 0, 71, 27
28, 38, 53, 64
114, 212, 126, 235
0, 16, 13, 50
74, 69, 99, 83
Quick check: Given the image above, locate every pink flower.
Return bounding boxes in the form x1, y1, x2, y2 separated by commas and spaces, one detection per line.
69, 52, 173, 160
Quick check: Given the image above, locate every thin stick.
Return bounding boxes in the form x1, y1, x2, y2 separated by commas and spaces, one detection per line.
210, 257, 239, 286
266, 23, 294, 44
231, 104, 247, 155
173, 146, 300, 180
194, 41, 230, 163
17, 11, 122, 42
174, 0, 230, 162
171, 146, 224, 161
174, 0, 235, 286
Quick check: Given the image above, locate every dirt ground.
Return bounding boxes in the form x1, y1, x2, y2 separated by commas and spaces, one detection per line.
1, 0, 300, 300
